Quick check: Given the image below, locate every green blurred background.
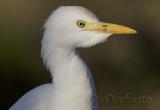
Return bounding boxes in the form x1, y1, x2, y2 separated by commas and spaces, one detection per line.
0, 0, 160, 110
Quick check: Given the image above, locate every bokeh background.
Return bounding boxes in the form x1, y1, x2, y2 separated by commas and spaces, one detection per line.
0, 0, 160, 110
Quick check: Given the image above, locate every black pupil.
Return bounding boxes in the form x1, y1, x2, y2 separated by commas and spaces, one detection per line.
80, 22, 83, 25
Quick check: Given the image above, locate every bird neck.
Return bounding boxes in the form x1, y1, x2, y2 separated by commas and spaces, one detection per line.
45, 47, 97, 110
49, 47, 79, 83
48, 47, 91, 87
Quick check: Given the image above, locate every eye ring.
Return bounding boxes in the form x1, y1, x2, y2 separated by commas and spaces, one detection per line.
77, 20, 86, 28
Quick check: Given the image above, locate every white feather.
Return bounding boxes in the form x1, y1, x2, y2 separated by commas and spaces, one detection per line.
9, 6, 111, 110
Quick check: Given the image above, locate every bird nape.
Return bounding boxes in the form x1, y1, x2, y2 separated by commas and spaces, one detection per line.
9, 6, 137, 110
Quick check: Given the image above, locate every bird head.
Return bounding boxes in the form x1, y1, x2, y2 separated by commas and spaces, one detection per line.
43, 6, 137, 48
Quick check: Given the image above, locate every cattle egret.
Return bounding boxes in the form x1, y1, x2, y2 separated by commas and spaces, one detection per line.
9, 6, 137, 110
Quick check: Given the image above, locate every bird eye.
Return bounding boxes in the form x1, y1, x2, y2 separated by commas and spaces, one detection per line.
77, 20, 86, 28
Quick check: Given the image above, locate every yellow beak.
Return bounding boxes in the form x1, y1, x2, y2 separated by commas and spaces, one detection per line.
84, 22, 137, 34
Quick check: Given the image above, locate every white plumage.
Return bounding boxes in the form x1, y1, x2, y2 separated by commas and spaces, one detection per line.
9, 6, 136, 110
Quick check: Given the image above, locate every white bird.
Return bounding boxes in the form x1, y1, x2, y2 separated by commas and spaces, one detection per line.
9, 6, 137, 110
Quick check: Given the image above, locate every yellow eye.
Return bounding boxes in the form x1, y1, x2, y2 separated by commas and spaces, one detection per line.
77, 20, 86, 28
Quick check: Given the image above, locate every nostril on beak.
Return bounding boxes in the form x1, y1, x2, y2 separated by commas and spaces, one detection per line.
102, 24, 108, 27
